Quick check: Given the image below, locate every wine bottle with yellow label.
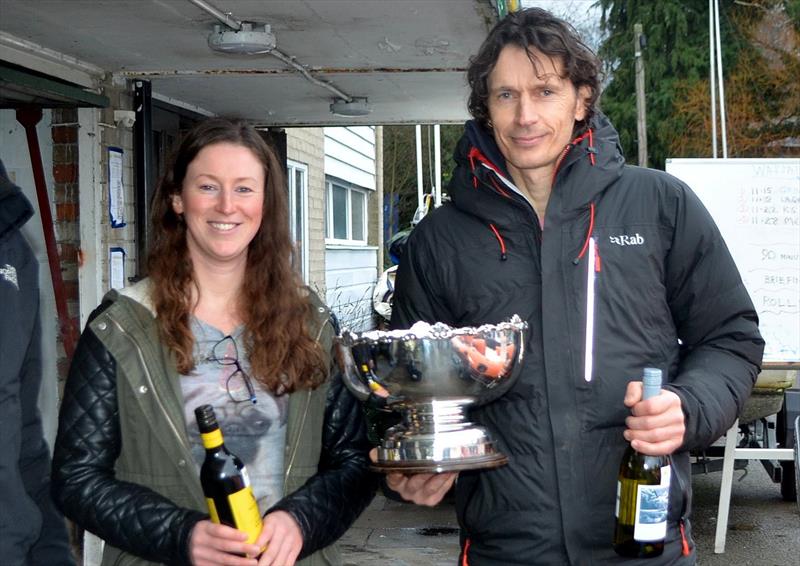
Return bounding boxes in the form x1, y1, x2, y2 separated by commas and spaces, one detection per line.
613, 368, 671, 558
195, 404, 263, 545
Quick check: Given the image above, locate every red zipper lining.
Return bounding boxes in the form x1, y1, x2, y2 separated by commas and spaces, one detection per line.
552, 128, 596, 187
467, 146, 506, 184
488, 223, 508, 261
574, 202, 595, 262
680, 520, 691, 556
489, 176, 511, 198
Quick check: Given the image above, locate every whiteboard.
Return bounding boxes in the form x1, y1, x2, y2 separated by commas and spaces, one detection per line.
665, 158, 800, 363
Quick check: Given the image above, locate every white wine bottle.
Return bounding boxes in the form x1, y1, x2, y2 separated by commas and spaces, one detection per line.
195, 404, 263, 546
613, 368, 671, 558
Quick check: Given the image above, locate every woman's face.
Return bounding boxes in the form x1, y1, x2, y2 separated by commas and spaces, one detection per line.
172, 142, 265, 268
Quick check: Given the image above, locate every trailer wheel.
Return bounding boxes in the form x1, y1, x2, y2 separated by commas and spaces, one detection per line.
780, 460, 796, 502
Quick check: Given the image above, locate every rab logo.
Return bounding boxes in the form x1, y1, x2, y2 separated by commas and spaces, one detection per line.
609, 233, 644, 246
0, 263, 18, 290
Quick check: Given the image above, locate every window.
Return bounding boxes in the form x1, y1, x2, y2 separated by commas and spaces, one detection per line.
287, 161, 308, 281
325, 177, 367, 244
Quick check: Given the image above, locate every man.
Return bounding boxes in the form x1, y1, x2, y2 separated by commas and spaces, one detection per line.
387, 8, 763, 565
0, 159, 75, 565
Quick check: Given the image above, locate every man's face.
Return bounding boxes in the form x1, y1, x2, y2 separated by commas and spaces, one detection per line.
487, 45, 588, 183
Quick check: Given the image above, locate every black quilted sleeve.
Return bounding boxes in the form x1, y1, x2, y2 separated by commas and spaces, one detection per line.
51, 324, 205, 565
269, 369, 379, 558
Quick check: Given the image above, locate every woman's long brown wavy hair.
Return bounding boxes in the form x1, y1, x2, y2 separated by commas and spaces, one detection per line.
148, 117, 326, 393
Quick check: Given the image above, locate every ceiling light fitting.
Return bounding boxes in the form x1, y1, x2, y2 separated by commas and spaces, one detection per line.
329, 97, 372, 117
208, 22, 275, 55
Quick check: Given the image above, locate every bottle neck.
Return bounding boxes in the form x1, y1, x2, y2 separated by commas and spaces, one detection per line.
642, 383, 661, 401
200, 428, 224, 450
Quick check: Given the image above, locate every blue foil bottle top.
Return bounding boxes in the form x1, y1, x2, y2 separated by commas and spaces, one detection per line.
642, 367, 663, 401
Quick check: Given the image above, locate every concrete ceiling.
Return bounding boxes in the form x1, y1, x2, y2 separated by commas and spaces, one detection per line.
0, 0, 501, 125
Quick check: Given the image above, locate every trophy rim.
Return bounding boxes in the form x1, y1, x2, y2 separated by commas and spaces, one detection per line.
338, 314, 527, 346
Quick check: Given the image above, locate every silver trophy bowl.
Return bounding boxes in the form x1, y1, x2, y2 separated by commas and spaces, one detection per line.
336, 316, 526, 473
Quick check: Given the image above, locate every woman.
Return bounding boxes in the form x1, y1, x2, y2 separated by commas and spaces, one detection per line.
52, 118, 376, 566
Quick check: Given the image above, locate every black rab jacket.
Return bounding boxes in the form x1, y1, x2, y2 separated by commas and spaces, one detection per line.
0, 162, 74, 565
390, 115, 764, 565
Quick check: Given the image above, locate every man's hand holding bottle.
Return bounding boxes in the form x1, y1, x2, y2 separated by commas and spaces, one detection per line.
622, 380, 686, 456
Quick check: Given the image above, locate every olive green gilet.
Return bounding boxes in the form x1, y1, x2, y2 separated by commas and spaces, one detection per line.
89, 280, 339, 566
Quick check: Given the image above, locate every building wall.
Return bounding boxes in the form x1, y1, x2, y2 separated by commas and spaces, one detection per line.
95, 82, 137, 295
285, 127, 326, 294
325, 126, 377, 190
49, 108, 81, 385
372, 126, 384, 269
323, 126, 380, 331
0, 94, 137, 443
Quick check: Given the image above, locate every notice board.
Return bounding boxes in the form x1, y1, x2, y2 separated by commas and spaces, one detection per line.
665, 158, 800, 364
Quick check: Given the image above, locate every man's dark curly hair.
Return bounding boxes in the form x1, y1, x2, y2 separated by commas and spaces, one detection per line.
467, 7, 601, 134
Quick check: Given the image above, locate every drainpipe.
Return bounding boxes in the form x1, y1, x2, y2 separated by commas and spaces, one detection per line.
16, 107, 78, 359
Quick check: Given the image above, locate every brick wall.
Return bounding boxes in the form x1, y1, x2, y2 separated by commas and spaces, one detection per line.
49, 80, 137, 385
51, 108, 81, 383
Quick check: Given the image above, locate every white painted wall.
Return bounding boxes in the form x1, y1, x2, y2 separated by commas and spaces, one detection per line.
323, 127, 379, 331
325, 245, 379, 331
324, 126, 376, 190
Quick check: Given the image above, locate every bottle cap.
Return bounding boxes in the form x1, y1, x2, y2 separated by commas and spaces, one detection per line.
195, 404, 218, 433
642, 367, 663, 400
643, 367, 662, 386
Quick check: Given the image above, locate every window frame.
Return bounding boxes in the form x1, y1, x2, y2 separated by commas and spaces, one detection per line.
325, 176, 368, 245
286, 159, 309, 281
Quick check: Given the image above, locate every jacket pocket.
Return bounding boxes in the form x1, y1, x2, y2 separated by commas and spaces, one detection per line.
667, 453, 690, 528
455, 471, 480, 536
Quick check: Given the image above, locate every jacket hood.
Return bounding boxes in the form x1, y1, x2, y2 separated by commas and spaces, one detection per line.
0, 159, 34, 244
448, 113, 625, 224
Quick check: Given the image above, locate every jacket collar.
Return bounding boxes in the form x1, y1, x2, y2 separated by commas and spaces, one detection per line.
465, 120, 513, 181
117, 278, 156, 315
449, 113, 625, 224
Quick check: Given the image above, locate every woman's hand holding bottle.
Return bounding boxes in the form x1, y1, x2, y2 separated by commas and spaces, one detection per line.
189, 510, 303, 565
189, 520, 261, 565
254, 510, 303, 566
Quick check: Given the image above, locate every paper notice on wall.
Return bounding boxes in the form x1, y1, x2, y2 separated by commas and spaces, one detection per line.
109, 147, 126, 228
110, 247, 125, 289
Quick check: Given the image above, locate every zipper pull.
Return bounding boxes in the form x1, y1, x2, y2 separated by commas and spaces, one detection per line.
680, 520, 690, 556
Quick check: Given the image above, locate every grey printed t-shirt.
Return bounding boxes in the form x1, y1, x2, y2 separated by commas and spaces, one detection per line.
181, 317, 287, 513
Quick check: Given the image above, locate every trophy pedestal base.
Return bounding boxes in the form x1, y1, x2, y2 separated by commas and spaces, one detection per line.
371, 452, 507, 474
371, 421, 509, 474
